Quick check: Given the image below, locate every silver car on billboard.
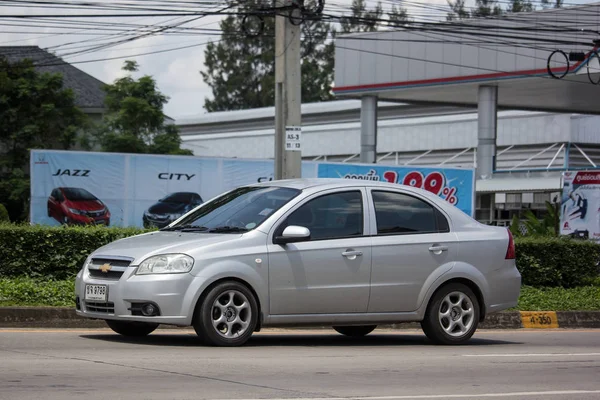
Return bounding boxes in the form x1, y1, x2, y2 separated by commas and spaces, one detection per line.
75, 178, 521, 346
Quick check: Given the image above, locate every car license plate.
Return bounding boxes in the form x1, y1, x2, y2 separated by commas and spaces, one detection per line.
85, 284, 107, 301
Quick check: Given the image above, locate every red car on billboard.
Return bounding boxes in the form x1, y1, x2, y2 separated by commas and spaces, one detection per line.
47, 187, 110, 226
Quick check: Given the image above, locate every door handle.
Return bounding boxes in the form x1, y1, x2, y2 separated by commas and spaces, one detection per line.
429, 245, 448, 253
342, 250, 363, 259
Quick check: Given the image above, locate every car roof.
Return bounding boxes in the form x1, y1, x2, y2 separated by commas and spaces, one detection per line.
251, 178, 422, 192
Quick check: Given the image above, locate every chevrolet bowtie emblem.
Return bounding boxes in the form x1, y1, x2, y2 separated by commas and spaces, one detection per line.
99, 263, 112, 273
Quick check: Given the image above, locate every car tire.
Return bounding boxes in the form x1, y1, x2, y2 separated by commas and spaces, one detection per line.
193, 281, 258, 347
421, 282, 480, 345
333, 325, 377, 337
105, 320, 159, 337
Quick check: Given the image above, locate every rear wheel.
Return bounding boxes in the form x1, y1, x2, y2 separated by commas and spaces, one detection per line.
105, 320, 159, 337
193, 281, 258, 347
333, 325, 377, 337
421, 282, 480, 345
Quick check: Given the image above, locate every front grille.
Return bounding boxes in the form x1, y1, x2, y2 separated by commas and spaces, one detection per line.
85, 301, 115, 314
87, 257, 132, 281
90, 258, 131, 268
85, 209, 105, 217
88, 269, 124, 280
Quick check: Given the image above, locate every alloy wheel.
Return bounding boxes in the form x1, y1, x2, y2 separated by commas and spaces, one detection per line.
210, 289, 252, 339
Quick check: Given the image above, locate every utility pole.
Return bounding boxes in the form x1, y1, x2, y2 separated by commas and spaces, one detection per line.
274, 0, 302, 180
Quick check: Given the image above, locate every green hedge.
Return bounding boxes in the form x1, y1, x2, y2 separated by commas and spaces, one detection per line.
0, 224, 599, 287
0, 224, 150, 279
515, 237, 600, 287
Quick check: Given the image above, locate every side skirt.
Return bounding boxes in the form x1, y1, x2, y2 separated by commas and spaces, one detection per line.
262, 312, 423, 328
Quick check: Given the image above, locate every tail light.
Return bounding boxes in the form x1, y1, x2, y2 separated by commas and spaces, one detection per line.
505, 228, 516, 259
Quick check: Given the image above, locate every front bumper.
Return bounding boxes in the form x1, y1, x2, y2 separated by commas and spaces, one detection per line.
69, 213, 110, 225
75, 265, 200, 326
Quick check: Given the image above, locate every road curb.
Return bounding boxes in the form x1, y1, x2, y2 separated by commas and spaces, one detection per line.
1, 307, 599, 329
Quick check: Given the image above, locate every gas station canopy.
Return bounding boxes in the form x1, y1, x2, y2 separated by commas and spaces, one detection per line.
333, 3, 600, 115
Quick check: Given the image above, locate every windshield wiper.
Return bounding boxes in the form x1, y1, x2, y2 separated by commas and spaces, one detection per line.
159, 225, 209, 232
208, 226, 249, 233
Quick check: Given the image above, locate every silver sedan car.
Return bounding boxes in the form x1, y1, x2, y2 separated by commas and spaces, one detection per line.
75, 178, 521, 346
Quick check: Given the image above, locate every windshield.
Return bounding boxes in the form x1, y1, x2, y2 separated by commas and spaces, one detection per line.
62, 188, 97, 201
165, 186, 301, 232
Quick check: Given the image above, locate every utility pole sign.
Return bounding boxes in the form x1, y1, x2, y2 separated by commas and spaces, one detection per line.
274, 0, 302, 180
285, 126, 302, 151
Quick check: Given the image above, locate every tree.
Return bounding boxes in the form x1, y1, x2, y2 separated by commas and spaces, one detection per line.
509, 201, 560, 237
340, 0, 383, 33
201, 0, 336, 112
507, 0, 534, 13
541, 0, 563, 8
471, 0, 503, 18
446, 0, 470, 20
447, 0, 560, 20
94, 60, 192, 155
0, 56, 89, 221
201, 0, 405, 112
388, 3, 410, 27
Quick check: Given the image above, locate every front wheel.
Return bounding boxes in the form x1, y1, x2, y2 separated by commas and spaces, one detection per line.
333, 325, 377, 337
105, 320, 159, 337
193, 281, 258, 347
421, 283, 480, 345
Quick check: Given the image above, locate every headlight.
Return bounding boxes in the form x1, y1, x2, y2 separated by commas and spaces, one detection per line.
68, 208, 85, 215
136, 254, 194, 275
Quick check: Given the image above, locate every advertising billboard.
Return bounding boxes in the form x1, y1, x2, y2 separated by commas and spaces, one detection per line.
30, 149, 319, 228
30, 149, 474, 228
317, 162, 475, 217
560, 171, 600, 240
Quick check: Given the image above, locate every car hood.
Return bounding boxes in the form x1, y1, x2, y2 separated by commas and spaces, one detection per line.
66, 199, 105, 211
89, 231, 242, 263
147, 201, 187, 215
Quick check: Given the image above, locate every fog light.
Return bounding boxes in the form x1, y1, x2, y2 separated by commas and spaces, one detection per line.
142, 303, 157, 316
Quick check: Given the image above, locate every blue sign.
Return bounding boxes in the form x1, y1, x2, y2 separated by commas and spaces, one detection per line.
317, 163, 475, 217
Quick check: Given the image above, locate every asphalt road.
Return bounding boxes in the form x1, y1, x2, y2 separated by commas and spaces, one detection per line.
0, 327, 599, 400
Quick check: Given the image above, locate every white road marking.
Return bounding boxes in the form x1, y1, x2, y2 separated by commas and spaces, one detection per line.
233, 390, 600, 400
463, 353, 600, 357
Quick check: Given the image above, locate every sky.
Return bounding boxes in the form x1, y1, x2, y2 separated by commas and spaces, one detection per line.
0, 0, 595, 120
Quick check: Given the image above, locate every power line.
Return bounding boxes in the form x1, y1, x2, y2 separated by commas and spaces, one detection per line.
27, 37, 224, 67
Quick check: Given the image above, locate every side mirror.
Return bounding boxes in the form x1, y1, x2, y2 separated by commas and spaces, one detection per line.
274, 225, 311, 245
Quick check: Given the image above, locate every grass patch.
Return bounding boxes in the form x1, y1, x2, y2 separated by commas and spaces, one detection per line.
516, 285, 600, 311
0, 278, 599, 311
0, 277, 75, 307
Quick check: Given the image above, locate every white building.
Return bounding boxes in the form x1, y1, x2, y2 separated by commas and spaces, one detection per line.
176, 100, 600, 226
